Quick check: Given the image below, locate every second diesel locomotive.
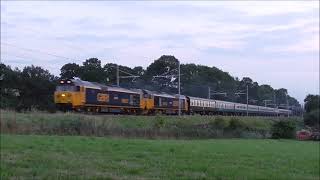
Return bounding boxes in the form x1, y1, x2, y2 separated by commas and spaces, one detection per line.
54, 79, 292, 116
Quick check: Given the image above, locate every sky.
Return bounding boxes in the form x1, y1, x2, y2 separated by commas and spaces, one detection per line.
1, 1, 319, 103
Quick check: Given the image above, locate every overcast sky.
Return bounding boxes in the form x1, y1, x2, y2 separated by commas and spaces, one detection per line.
1, 1, 319, 103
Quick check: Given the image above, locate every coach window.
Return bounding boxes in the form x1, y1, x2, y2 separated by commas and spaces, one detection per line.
130, 95, 133, 105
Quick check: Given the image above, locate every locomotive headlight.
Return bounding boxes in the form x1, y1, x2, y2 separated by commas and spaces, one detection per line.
60, 80, 64, 84
67, 80, 71, 83
61, 94, 66, 97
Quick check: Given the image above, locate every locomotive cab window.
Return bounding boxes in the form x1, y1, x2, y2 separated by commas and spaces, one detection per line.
56, 85, 79, 92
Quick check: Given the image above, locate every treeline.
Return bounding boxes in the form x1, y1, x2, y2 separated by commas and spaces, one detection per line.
1, 64, 57, 111
1, 55, 303, 112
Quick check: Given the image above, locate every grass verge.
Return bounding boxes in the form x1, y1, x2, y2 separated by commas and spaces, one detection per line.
1, 110, 303, 139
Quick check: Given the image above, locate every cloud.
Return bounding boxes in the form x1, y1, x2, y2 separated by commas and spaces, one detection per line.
187, 1, 318, 16
264, 36, 319, 53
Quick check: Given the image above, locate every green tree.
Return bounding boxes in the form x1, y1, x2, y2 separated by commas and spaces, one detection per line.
304, 94, 320, 113
303, 94, 319, 128
18, 65, 57, 111
257, 85, 274, 106
80, 58, 104, 83
60, 63, 80, 79
0, 64, 21, 108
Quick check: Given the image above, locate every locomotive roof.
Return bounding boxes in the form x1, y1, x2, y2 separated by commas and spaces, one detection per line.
106, 86, 141, 94
71, 79, 101, 89
71, 79, 141, 94
142, 90, 186, 99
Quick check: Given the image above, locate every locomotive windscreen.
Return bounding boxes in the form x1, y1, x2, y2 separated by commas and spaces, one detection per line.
56, 85, 80, 92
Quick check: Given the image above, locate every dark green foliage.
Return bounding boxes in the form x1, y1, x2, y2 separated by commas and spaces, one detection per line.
60, 63, 80, 79
304, 109, 320, 128
227, 117, 245, 130
303, 94, 320, 128
18, 65, 57, 111
271, 120, 296, 139
304, 94, 319, 113
80, 58, 104, 83
211, 116, 228, 129
0, 63, 57, 111
0, 64, 21, 109
154, 115, 166, 129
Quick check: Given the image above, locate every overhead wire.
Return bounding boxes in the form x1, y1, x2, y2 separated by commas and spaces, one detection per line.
1, 42, 78, 62
2, 23, 144, 81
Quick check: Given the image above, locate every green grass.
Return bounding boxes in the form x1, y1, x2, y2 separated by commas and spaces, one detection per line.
1, 134, 319, 179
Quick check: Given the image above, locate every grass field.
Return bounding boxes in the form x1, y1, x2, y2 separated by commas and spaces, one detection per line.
1, 134, 319, 179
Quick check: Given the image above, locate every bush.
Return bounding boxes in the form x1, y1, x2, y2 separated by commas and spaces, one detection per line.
227, 118, 244, 130
271, 120, 296, 139
154, 115, 166, 129
211, 117, 228, 129
304, 109, 319, 129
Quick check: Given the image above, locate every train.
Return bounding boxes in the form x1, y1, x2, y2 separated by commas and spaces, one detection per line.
54, 79, 292, 116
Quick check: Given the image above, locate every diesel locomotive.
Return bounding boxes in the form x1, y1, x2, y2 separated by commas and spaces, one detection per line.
54, 79, 292, 116
54, 79, 188, 114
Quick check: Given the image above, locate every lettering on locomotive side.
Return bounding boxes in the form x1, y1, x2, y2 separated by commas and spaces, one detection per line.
97, 93, 109, 102
121, 99, 129, 104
